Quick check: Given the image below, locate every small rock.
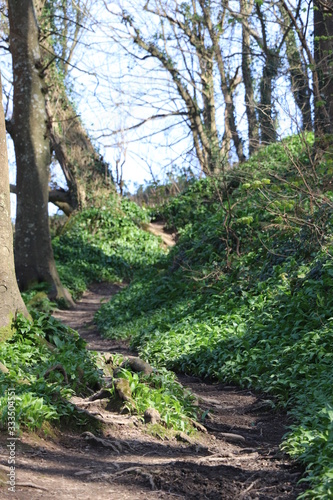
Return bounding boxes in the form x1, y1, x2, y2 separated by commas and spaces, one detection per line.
144, 408, 161, 425
114, 378, 132, 401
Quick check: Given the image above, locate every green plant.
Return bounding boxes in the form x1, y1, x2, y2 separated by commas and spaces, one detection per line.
0, 313, 102, 431
116, 366, 197, 432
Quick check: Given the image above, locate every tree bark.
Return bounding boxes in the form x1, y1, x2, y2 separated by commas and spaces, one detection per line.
0, 73, 28, 337
279, 3, 312, 131
8, 0, 73, 304
36, 0, 113, 210
240, 0, 259, 154
313, 0, 333, 137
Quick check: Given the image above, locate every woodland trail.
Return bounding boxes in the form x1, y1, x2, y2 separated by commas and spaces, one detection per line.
0, 225, 306, 499
146, 222, 176, 248
0, 282, 307, 499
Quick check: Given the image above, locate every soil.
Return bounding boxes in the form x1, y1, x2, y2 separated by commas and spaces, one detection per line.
0, 225, 307, 498
147, 222, 176, 248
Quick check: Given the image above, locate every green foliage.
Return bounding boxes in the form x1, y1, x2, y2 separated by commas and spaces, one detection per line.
53, 194, 165, 298
95, 136, 333, 498
0, 313, 102, 430
21, 283, 57, 314
114, 363, 197, 432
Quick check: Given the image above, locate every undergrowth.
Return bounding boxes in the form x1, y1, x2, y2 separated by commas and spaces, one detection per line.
0, 313, 102, 431
53, 196, 165, 299
105, 356, 198, 432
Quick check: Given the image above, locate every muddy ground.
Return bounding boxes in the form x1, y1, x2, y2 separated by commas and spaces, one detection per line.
0, 280, 307, 499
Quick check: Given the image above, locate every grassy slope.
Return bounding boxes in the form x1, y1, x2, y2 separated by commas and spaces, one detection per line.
95, 135, 333, 499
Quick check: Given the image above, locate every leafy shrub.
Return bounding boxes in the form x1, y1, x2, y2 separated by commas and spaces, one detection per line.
0, 313, 102, 430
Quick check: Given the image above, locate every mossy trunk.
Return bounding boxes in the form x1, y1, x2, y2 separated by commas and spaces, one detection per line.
313, 1, 333, 138
34, 0, 113, 211
8, 0, 73, 305
0, 73, 28, 339
45, 87, 112, 210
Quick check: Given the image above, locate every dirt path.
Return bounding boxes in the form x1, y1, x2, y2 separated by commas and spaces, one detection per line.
0, 284, 306, 499
147, 222, 176, 247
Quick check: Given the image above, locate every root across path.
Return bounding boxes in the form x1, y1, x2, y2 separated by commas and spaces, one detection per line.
0, 284, 306, 499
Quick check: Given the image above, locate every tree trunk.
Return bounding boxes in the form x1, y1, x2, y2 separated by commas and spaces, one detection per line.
0, 73, 28, 338
8, 0, 73, 305
313, 0, 333, 138
36, 0, 113, 211
259, 53, 278, 145
240, 0, 259, 154
199, 0, 245, 164
255, 3, 279, 145
279, 4, 312, 131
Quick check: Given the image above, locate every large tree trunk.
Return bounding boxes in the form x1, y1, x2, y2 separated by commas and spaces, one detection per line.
313, 0, 333, 138
8, 0, 73, 305
0, 73, 28, 338
45, 92, 111, 210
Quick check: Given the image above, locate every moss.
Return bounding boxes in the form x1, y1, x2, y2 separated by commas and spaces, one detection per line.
0, 313, 15, 342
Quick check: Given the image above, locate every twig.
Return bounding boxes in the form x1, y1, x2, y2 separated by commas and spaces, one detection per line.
203, 425, 246, 442
239, 479, 260, 498
16, 482, 49, 491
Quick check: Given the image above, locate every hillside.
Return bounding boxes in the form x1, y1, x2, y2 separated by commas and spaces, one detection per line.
1, 134, 333, 498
